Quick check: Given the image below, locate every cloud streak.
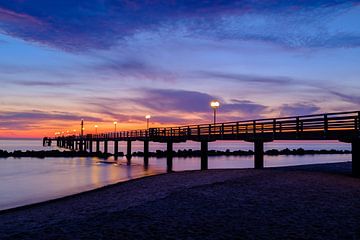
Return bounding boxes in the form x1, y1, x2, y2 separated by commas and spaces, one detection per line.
93, 58, 177, 82
0, 110, 102, 122
0, 1, 359, 51
330, 91, 360, 105
197, 71, 293, 85
11, 80, 75, 87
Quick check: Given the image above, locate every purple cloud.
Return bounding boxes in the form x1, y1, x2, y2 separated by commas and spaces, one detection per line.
330, 91, 360, 105
133, 89, 270, 120
222, 100, 268, 116
0, 110, 103, 130
279, 103, 320, 116
134, 89, 215, 113
0, 1, 359, 51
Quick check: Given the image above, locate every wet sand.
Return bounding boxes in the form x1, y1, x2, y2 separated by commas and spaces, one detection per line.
0, 162, 359, 239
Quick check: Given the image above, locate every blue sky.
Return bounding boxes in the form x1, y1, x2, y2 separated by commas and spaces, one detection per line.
0, 0, 359, 137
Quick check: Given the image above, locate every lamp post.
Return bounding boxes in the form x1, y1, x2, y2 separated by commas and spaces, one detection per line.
113, 121, 117, 132
210, 100, 220, 124
145, 115, 151, 129
94, 125, 98, 134
81, 119, 84, 136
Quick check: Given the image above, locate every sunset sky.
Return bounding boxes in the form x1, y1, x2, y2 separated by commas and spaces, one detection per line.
0, 1, 360, 138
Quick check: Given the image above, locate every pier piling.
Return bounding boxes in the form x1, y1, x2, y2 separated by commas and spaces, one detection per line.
89, 140, 93, 153
167, 141, 173, 172
79, 140, 84, 151
126, 140, 132, 164
114, 140, 118, 159
104, 140, 108, 154
254, 140, 264, 169
201, 141, 208, 170
144, 140, 149, 166
352, 140, 360, 177
96, 141, 100, 153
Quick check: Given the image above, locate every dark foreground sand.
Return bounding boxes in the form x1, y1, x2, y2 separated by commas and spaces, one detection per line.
0, 162, 359, 240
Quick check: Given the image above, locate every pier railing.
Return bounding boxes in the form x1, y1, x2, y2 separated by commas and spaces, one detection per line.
71, 111, 360, 140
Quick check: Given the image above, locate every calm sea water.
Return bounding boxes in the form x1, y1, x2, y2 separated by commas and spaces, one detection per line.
0, 139, 352, 211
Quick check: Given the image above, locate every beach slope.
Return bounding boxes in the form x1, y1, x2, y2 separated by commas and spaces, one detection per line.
0, 162, 359, 239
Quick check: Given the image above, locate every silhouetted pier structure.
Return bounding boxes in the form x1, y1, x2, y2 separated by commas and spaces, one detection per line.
44, 111, 360, 176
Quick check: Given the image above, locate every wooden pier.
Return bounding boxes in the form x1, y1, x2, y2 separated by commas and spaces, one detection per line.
43, 111, 360, 176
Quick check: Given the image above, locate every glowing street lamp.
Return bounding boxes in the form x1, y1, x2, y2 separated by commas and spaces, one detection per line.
113, 121, 117, 132
145, 115, 151, 129
210, 100, 220, 124
94, 125, 98, 134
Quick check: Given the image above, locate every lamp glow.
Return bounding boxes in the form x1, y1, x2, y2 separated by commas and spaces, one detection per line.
210, 100, 220, 124
210, 100, 220, 109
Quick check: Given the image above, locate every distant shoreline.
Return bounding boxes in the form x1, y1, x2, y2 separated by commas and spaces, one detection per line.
0, 148, 351, 159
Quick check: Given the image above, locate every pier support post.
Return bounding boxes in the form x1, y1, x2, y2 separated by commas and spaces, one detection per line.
352, 140, 360, 177
254, 140, 264, 169
126, 140, 132, 164
201, 141, 208, 170
89, 140, 93, 153
75, 141, 78, 150
104, 140, 108, 154
167, 141, 173, 172
79, 140, 83, 151
96, 141, 100, 153
144, 140, 149, 166
114, 140, 119, 159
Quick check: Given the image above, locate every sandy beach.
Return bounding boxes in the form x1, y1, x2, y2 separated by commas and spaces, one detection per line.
0, 162, 359, 239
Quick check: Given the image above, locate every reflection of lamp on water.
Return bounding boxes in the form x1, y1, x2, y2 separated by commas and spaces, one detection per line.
210, 100, 220, 124
94, 125, 98, 134
145, 115, 151, 129
113, 121, 117, 132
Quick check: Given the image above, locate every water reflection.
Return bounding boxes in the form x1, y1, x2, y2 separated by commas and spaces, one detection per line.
0, 139, 352, 211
